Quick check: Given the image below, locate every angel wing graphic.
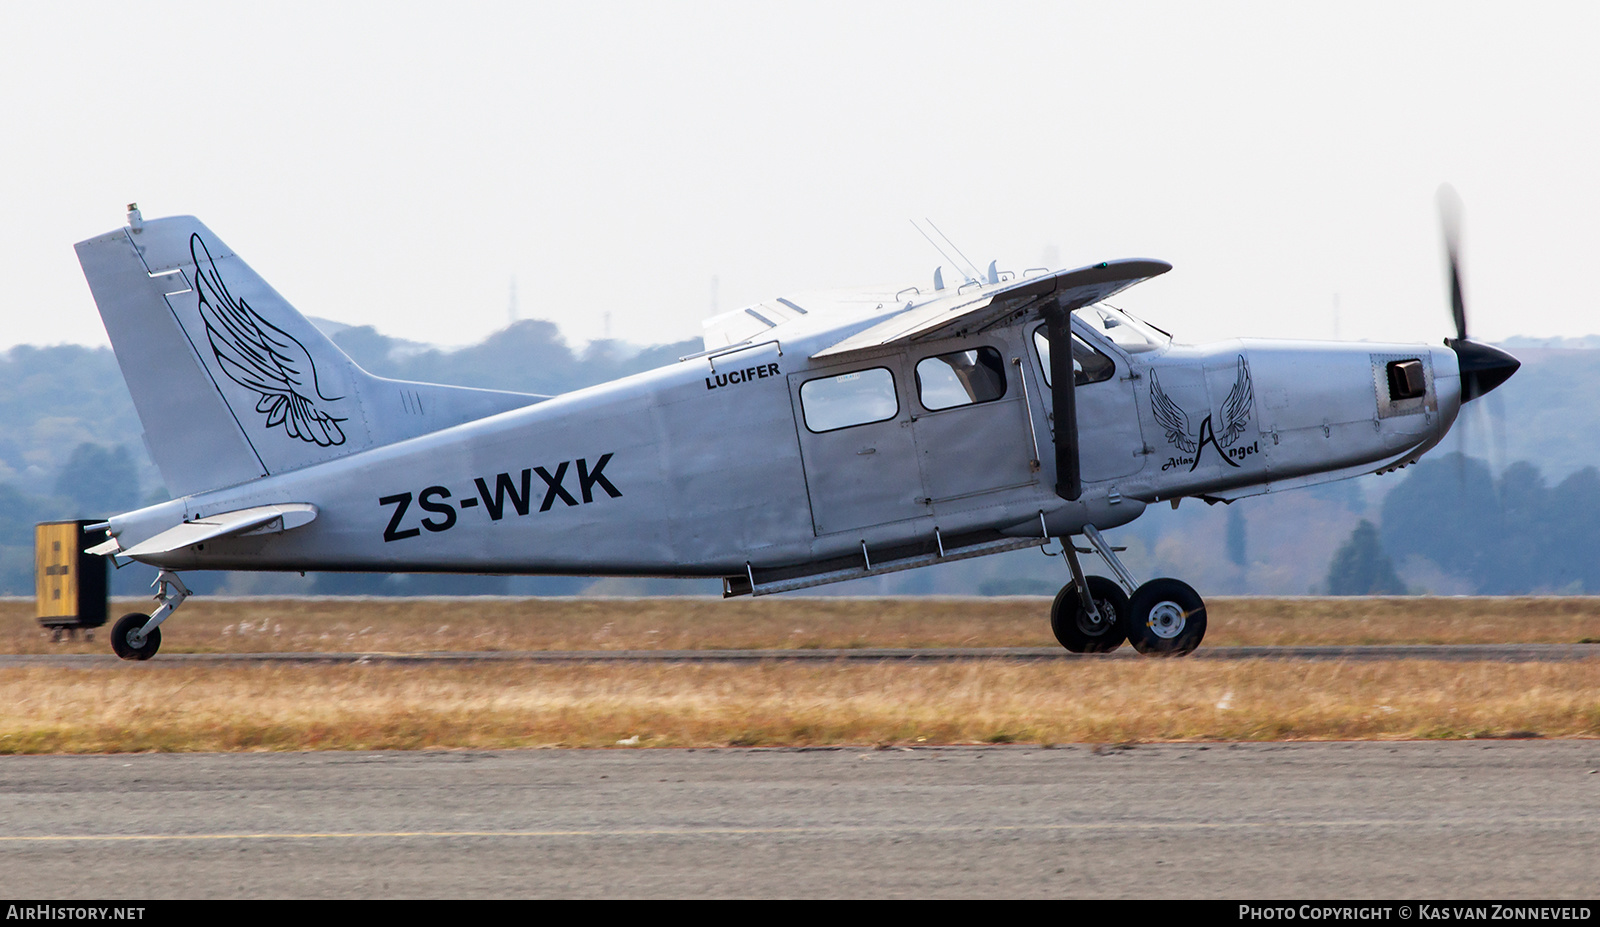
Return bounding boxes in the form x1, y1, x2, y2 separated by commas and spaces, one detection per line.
189, 234, 348, 447
1149, 368, 1196, 453
1217, 354, 1254, 448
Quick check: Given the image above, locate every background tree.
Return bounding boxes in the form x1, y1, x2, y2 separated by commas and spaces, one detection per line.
1226, 505, 1247, 567
53, 442, 140, 518
1379, 452, 1500, 582
1326, 519, 1406, 595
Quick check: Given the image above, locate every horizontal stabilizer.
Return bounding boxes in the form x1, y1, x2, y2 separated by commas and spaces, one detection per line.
95, 504, 317, 558
813, 259, 1171, 359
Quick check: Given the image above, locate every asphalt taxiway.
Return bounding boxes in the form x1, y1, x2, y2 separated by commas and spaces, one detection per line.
3, 742, 1597, 898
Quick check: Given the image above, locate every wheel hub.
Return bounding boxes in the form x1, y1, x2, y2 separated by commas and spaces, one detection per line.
1145, 600, 1188, 639
1077, 597, 1115, 634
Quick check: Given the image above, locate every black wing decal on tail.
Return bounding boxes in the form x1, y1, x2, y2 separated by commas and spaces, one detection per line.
190, 234, 348, 447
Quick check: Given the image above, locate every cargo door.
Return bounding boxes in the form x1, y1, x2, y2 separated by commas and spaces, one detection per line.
789, 361, 928, 536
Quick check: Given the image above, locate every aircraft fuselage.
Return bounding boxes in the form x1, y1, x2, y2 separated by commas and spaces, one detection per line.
110, 312, 1458, 591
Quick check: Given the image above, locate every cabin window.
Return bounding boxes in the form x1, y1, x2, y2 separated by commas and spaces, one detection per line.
915, 346, 1007, 411
1033, 326, 1116, 387
799, 367, 900, 432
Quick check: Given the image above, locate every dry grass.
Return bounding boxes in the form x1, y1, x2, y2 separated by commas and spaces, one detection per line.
1, 659, 1596, 754
5, 595, 1600, 655
5, 596, 1595, 753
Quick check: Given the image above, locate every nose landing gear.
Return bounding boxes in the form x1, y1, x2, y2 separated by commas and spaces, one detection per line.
1052, 525, 1206, 656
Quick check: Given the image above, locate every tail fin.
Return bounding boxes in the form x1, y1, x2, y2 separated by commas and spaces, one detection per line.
77, 211, 540, 498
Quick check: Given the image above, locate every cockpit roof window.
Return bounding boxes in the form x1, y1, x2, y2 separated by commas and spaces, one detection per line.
1073, 304, 1167, 353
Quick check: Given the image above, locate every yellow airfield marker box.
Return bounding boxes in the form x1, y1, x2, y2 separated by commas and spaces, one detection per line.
35, 520, 108, 636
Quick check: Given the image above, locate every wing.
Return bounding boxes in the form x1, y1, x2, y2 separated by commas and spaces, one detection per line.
811, 258, 1172, 360
190, 234, 348, 447
1149, 369, 1195, 453
1217, 354, 1255, 447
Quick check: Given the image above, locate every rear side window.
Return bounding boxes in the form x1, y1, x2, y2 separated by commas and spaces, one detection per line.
916, 346, 1007, 410
800, 367, 899, 432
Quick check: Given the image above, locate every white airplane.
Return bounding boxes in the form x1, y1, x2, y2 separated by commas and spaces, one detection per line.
75, 204, 1518, 660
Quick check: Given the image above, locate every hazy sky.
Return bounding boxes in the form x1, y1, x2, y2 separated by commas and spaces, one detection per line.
3, 1, 1596, 354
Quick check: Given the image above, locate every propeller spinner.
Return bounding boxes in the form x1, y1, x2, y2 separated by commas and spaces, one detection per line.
1438, 185, 1520, 402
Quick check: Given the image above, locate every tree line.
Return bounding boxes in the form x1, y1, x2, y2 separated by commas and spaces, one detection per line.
1326, 452, 1600, 595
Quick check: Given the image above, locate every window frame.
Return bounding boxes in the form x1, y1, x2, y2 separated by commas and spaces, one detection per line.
798, 366, 902, 434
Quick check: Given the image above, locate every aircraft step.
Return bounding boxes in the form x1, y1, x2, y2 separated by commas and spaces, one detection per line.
725, 530, 1045, 597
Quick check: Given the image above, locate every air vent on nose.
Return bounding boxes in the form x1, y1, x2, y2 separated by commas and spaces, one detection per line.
1386, 359, 1426, 401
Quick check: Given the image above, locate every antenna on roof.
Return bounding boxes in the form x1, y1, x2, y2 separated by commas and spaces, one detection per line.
910, 219, 978, 285
925, 219, 984, 283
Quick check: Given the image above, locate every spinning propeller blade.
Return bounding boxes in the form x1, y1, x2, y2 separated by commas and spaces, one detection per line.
1438, 185, 1520, 402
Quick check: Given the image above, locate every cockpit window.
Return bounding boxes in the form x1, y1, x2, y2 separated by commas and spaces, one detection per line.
1034, 326, 1116, 387
915, 346, 1007, 411
1072, 305, 1166, 353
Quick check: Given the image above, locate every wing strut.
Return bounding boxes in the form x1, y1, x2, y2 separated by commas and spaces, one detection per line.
1043, 306, 1080, 501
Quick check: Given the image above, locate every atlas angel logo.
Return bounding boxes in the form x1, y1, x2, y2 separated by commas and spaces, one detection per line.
1150, 355, 1256, 471
190, 234, 349, 447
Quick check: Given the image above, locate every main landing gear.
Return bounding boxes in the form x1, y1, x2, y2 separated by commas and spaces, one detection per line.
110, 570, 191, 661
1049, 525, 1206, 656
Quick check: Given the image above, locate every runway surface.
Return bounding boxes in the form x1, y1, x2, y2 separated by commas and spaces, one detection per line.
3, 742, 1598, 898
6, 643, 1599, 667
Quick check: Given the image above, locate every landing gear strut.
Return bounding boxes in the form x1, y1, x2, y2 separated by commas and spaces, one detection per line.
110, 570, 191, 662
1052, 525, 1207, 656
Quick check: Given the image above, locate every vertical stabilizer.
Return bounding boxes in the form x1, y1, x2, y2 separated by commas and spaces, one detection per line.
77, 213, 541, 499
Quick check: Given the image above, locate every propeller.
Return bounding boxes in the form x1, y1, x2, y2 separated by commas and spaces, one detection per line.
1438, 185, 1520, 402
1437, 185, 1515, 508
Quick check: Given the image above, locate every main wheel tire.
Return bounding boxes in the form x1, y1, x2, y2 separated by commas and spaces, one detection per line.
110, 613, 161, 661
1050, 575, 1130, 653
1125, 578, 1206, 656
